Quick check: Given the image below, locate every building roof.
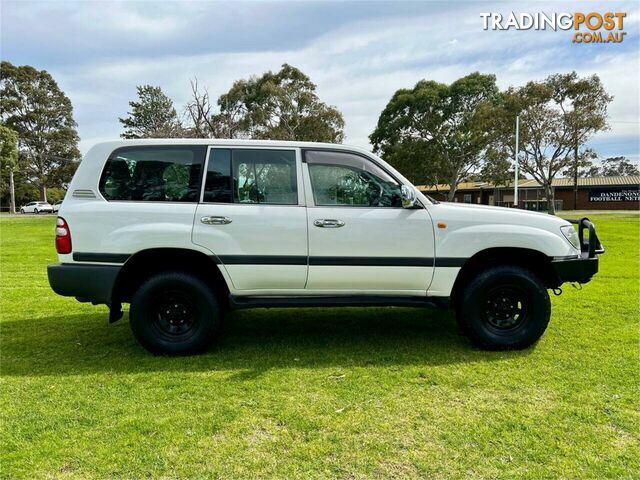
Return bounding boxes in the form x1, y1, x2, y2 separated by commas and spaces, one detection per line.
550, 176, 640, 187
417, 176, 640, 192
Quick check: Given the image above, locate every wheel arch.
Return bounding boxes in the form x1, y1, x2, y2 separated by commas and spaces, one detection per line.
111, 248, 230, 306
450, 247, 559, 306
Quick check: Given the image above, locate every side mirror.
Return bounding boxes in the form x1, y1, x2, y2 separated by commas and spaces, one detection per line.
401, 184, 417, 208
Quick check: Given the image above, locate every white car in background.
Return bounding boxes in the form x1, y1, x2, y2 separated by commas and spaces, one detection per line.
52, 201, 63, 213
20, 201, 53, 214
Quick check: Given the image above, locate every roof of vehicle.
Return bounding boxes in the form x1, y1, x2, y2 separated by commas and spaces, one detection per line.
90, 139, 374, 156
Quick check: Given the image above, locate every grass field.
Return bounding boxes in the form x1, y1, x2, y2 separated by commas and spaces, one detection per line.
1, 214, 638, 479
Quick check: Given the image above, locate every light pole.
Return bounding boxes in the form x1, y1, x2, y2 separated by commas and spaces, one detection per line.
514, 115, 520, 208
573, 134, 578, 210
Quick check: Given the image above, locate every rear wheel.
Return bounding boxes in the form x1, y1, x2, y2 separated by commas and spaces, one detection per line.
129, 271, 222, 355
456, 265, 550, 350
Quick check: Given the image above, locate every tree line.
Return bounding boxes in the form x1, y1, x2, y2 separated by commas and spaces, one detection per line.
369, 71, 638, 213
118, 64, 344, 142
1, 61, 80, 210
1, 60, 637, 215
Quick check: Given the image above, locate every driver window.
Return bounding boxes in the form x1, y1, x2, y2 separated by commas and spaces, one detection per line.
305, 150, 402, 207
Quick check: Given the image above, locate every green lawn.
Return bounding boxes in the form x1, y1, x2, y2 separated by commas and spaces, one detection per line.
1, 214, 638, 479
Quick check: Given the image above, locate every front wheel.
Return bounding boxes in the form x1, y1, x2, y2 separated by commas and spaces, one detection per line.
34, 209, 39, 214
20, 209, 24, 214
456, 265, 551, 350
129, 271, 223, 355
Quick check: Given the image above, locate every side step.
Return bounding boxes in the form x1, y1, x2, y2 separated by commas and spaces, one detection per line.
228, 295, 449, 310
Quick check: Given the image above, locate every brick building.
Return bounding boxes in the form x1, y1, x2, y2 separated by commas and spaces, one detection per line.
418, 176, 640, 211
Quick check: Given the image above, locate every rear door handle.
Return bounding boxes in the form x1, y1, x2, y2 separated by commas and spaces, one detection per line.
314, 219, 345, 228
201, 216, 232, 225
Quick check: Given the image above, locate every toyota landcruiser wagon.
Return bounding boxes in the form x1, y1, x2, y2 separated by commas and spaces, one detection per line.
48, 140, 603, 355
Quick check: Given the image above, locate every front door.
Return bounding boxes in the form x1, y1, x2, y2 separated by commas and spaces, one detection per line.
192, 147, 308, 291
303, 149, 435, 294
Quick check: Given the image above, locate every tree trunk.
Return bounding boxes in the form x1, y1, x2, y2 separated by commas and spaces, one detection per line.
40, 184, 47, 203
9, 170, 16, 214
447, 185, 457, 202
544, 183, 556, 215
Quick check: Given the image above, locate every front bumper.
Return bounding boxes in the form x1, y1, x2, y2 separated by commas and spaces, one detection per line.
552, 253, 599, 284
552, 217, 604, 285
48, 263, 121, 304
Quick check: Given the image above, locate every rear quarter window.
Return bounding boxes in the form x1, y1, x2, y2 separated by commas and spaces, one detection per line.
99, 146, 206, 202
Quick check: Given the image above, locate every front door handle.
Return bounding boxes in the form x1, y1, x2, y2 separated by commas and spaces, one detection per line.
314, 219, 345, 228
201, 216, 232, 225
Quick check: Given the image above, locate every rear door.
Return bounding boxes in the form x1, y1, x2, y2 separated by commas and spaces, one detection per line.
302, 149, 435, 294
192, 146, 308, 291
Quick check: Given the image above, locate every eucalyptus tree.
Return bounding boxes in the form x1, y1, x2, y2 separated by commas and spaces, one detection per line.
120, 85, 183, 138
186, 64, 345, 142
485, 72, 612, 214
370, 72, 499, 200
0, 61, 80, 201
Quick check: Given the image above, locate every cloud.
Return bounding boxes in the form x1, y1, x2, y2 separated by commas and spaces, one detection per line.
1, 0, 638, 162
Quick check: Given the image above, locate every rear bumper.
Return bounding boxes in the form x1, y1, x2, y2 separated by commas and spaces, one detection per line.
47, 263, 121, 304
551, 254, 599, 285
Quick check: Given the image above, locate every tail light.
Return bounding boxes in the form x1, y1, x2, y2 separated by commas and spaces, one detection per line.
56, 217, 72, 254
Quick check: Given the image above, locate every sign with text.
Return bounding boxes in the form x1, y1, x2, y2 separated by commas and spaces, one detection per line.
480, 11, 627, 44
588, 187, 639, 202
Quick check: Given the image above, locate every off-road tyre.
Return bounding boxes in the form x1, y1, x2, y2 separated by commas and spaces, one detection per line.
129, 271, 222, 355
456, 265, 551, 350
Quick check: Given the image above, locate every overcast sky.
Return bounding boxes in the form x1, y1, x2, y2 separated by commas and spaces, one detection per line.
2, 0, 639, 163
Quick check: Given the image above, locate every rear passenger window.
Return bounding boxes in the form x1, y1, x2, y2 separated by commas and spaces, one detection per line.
203, 149, 297, 205
99, 146, 206, 202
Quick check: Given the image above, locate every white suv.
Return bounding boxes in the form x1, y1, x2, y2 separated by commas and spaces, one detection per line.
48, 140, 603, 355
